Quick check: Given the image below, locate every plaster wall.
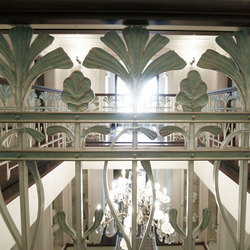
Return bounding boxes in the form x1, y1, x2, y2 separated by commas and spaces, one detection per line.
0, 161, 75, 250
194, 161, 250, 234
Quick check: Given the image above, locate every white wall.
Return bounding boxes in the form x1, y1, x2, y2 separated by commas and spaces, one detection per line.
194, 161, 250, 234
0, 161, 75, 250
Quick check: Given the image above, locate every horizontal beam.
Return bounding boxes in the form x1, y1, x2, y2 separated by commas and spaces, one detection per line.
1, 0, 250, 29
1, 112, 250, 123
1, 148, 249, 161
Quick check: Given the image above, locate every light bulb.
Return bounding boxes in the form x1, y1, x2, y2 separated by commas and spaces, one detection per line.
97, 204, 101, 210
155, 201, 159, 210
122, 169, 126, 178
112, 181, 115, 190
155, 182, 160, 191
128, 206, 132, 215
163, 187, 167, 195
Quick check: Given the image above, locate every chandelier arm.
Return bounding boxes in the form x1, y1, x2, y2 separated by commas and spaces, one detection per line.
103, 161, 132, 250
139, 160, 156, 250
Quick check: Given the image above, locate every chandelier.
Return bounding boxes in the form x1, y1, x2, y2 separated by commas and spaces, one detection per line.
96, 169, 175, 249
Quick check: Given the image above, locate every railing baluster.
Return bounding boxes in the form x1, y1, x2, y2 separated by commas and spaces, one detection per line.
132, 122, 138, 250
186, 122, 195, 250
238, 123, 249, 249
74, 122, 84, 250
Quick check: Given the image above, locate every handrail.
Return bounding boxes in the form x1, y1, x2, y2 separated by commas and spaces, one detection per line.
0, 78, 239, 96
207, 86, 238, 95
32, 85, 62, 94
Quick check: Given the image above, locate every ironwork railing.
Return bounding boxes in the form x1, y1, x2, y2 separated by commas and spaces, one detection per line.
0, 25, 250, 250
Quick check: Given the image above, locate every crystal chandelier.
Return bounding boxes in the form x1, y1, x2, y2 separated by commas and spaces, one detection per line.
96, 169, 175, 249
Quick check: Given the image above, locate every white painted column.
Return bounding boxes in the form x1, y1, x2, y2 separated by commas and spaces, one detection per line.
186, 123, 195, 250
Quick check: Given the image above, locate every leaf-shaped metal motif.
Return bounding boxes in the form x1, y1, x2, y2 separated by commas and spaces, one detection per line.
40, 91, 52, 106
84, 208, 104, 239
197, 29, 250, 111
0, 84, 13, 107
176, 70, 208, 112
26, 161, 45, 250
159, 125, 188, 143
139, 127, 158, 140
57, 211, 77, 243
26, 90, 37, 107
192, 208, 211, 240
61, 71, 95, 112
47, 125, 74, 142
83, 26, 186, 97
195, 125, 221, 138
82, 125, 110, 138
0, 129, 19, 146
169, 209, 186, 240
0, 26, 73, 111
0, 127, 44, 146
82, 125, 110, 146
21, 127, 44, 142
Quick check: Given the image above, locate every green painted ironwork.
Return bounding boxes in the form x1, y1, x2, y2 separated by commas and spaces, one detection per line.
0, 84, 14, 107
0, 112, 249, 123
61, 70, 95, 112
82, 26, 186, 110
197, 29, 250, 111
0, 26, 73, 111
176, 70, 208, 112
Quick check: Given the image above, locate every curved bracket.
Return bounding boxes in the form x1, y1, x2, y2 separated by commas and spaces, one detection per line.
194, 125, 221, 148
103, 161, 132, 250
84, 208, 104, 239
26, 161, 45, 250
139, 161, 156, 250
0, 127, 44, 146
159, 126, 188, 147
192, 208, 211, 240
212, 128, 250, 250
57, 211, 77, 244
82, 125, 110, 147
169, 209, 186, 241
110, 127, 157, 149
47, 125, 74, 141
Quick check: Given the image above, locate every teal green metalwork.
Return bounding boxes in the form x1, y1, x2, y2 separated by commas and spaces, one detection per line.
176, 70, 208, 112
197, 29, 250, 111
82, 27, 186, 98
0, 26, 73, 111
61, 71, 95, 112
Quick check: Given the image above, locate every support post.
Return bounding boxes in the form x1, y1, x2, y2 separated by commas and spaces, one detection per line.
186, 123, 195, 250
18, 121, 31, 250
237, 123, 249, 249
132, 121, 138, 250
19, 161, 31, 250
74, 123, 84, 250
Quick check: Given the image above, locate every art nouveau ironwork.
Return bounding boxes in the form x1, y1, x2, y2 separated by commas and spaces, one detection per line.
0, 25, 249, 250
